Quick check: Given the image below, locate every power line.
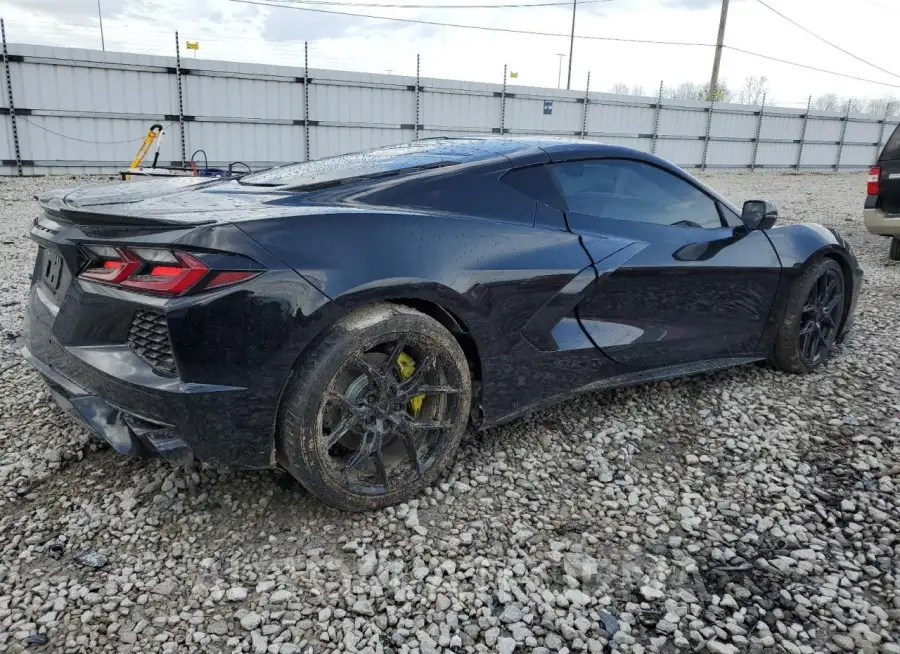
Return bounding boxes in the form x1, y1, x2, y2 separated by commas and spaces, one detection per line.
725, 46, 900, 89
857, 0, 900, 16
20, 117, 177, 144
228, 0, 715, 47
13, 4, 899, 92
752, 0, 900, 81
228, 0, 900, 90
275, 0, 612, 8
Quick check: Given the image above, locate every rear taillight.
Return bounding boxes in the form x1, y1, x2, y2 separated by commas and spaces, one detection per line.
868, 166, 881, 196
79, 246, 259, 295
80, 247, 141, 283
121, 251, 209, 294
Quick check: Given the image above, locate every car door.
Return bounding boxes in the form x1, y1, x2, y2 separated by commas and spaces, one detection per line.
549, 157, 782, 369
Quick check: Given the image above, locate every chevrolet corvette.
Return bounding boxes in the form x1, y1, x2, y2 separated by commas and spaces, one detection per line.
23, 138, 861, 510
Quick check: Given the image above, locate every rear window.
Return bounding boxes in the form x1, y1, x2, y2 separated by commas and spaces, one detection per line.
239, 149, 456, 188
880, 123, 900, 162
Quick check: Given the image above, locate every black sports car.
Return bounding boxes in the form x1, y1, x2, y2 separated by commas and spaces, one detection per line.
24, 138, 861, 510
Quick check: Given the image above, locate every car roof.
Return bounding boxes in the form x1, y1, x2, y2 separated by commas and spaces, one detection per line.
238, 137, 646, 189
398, 136, 637, 160
399, 137, 651, 167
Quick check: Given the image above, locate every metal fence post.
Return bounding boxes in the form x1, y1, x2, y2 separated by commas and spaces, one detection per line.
835, 99, 851, 171
304, 42, 310, 161
415, 53, 421, 141
1, 19, 22, 177
701, 99, 714, 169
174, 32, 186, 167
750, 92, 766, 171
874, 103, 890, 165
796, 95, 811, 170
651, 80, 663, 154
580, 71, 590, 138
499, 64, 507, 135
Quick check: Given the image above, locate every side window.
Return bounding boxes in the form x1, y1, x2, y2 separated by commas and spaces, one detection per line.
501, 164, 565, 208
549, 159, 724, 229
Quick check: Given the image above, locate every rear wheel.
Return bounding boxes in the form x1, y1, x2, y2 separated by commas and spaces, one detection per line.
278, 304, 471, 511
772, 259, 845, 373
890, 237, 900, 261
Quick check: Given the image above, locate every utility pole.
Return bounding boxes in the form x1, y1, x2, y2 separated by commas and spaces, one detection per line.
566, 0, 576, 90
708, 0, 729, 101
97, 0, 106, 51
556, 53, 565, 89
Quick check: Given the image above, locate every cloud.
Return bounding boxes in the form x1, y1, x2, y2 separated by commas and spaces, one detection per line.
263, 7, 366, 41
660, 0, 727, 9
4, 0, 124, 22
4, 0, 252, 28
262, 5, 431, 42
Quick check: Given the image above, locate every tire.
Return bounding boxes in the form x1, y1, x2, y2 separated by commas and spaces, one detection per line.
890, 237, 900, 262
277, 304, 472, 511
771, 258, 845, 374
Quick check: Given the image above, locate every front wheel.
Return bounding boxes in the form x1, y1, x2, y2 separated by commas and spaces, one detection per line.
278, 304, 472, 511
890, 237, 900, 262
771, 258, 845, 374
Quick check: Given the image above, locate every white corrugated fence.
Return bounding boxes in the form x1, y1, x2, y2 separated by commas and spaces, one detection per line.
2, 43, 897, 176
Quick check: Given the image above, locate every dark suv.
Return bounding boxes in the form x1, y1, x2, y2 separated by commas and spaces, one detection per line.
865, 122, 900, 260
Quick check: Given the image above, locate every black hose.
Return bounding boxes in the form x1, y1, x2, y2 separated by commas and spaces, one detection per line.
190, 149, 209, 170
228, 161, 252, 176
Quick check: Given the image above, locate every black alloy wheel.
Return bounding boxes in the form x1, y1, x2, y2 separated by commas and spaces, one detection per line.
320, 338, 463, 497
278, 304, 471, 511
772, 258, 846, 374
797, 266, 844, 366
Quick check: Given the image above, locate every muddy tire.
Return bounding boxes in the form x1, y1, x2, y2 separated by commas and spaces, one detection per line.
771, 258, 845, 374
277, 304, 471, 511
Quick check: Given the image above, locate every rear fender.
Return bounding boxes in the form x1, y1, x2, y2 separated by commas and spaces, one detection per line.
237, 210, 597, 360
758, 223, 861, 352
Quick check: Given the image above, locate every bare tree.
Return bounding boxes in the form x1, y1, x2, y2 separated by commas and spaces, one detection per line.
863, 95, 899, 116
608, 79, 896, 116
738, 76, 769, 105
813, 93, 840, 112
608, 83, 647, 97
666, 81, 704, 100
661, 80, 735, 102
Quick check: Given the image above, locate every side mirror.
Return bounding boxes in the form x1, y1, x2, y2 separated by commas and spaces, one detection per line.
741, 200, 778, 230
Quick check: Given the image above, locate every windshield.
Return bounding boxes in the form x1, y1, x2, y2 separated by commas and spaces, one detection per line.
240, 143, 467, 188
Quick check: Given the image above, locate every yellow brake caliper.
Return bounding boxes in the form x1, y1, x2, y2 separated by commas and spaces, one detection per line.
396, 351, 425, 417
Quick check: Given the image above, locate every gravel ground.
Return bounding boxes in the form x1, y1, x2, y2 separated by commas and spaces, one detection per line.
0, 172, 898, 654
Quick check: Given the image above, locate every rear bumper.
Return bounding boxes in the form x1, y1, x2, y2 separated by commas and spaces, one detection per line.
23, 344, 195, 463
20, 332, 265, 466
22, 280, 280, 468
864, 207, 900, 237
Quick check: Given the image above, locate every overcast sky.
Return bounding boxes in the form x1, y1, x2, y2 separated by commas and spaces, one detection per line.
1, 0, 897, 106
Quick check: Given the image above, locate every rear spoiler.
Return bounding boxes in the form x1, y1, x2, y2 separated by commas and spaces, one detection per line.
35, 189, 215, 228
39, 205, 214, 228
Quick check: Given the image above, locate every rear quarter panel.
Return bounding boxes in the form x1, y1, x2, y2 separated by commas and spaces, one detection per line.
760, 223, 862, 349
237, 210, 597, 360
238, 208, 653, 423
